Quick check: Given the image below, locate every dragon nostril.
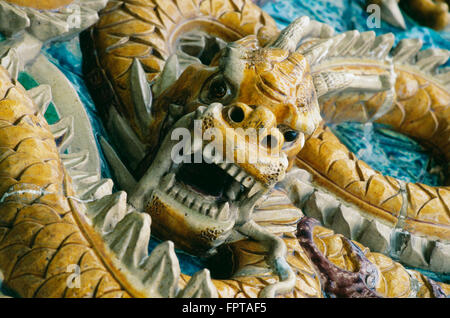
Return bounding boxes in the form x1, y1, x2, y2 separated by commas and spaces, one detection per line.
229, 105, 245, 123
262, 135, 278, 148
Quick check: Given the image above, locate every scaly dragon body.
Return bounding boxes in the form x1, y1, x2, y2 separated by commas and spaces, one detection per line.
0, 0, 448, 298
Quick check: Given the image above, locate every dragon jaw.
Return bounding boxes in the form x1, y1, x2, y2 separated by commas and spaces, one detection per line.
129, 103, 291, 255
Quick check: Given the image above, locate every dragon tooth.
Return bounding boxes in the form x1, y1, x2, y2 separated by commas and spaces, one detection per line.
192, 199, 202, 212
247, 181, 265, 198
242, 176, 256, 188
298, 132, 305, 149
178, 269, 218, 298
169, 185, 179, 197
217, 202, 230, 221
104, 212, 151, 269
184, 196, 194, 208
140, 241, 180, 297
208, 205, 218, 218
176, 188, 188, 201
242, 175, 254, 188
219, 162, 230, 171
234, 170, 247, 182
200, 202, 210, 215
226, 164, 239, 177
226, 180, 241, 201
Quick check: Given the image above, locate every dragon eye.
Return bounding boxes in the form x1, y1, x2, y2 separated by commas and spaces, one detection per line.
209, 77, 227, 99
201, 74, 234, 104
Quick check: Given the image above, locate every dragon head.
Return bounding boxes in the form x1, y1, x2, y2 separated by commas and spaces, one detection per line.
129, 18, 323, 255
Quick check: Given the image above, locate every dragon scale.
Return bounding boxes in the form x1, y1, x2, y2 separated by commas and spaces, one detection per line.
0, 0, 447, 298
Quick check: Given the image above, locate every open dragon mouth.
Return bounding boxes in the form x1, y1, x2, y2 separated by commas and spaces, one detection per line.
158, 151, 263, 221
135, 104, 283, 253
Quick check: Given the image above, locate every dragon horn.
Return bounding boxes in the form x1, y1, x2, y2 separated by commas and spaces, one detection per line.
269, 16, 311, 52
269, 16, 334, 52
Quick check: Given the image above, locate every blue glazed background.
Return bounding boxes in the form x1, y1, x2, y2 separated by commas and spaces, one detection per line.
1, 0, 449, 283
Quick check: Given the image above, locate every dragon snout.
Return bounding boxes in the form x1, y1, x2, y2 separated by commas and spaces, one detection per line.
197, 102, 296, 188
223, 102, 285, 152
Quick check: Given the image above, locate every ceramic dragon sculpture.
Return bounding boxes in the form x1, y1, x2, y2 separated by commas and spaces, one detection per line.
0, 0, 448, 298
